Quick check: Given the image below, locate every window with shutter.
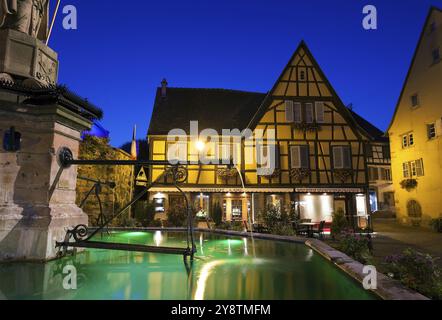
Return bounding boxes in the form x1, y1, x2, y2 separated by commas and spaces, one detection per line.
305, 103, 314, 123
294, 103, 302, 123
403, 162, 410, 178
300, 146, 309, 168
285, 101, 294, 123
290, 146, 300, 168
333, 147, 343, 169
415, 159, 424, 177
333, 146, 351, 169
315, 102, 325, 123
436, 118, 442, 137
343, 147, 352, 168
290, 145, 309, 169
410, 161, 417, 176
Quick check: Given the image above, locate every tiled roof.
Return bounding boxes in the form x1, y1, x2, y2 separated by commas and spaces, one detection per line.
148, 87, 386, 142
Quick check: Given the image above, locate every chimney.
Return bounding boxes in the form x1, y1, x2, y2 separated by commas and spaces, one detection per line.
161, 78, 168, 98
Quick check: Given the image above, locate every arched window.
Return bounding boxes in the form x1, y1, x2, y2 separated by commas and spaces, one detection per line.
407, 200, 422, 218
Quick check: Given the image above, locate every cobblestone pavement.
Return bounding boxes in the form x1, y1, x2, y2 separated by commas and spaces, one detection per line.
372, 219, 442, 268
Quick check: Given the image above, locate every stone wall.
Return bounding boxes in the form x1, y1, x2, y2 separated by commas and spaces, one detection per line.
76, 136, 134, 226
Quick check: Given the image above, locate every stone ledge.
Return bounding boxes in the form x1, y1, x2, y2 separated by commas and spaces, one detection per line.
305, 239, 429, 300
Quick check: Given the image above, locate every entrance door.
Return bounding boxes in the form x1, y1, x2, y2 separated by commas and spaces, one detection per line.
224, 196, 249, 222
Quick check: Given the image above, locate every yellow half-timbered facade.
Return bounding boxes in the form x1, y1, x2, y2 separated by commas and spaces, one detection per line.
147, 42, 384, 228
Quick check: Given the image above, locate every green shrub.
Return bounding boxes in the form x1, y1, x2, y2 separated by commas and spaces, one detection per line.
385, 248, 442, 300
429, 218, 442, 233
133, 201, 156, 227
149, 219, 163, 228
338, 231, 372, 264
331, 208, 348, 238
212, 202, 223, 226
166, 204, 188, 227
120, 216, 137, 228
261, 205, 293, 236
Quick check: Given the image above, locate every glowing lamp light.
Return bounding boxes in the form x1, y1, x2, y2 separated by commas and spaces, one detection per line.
196, 140, 206, 151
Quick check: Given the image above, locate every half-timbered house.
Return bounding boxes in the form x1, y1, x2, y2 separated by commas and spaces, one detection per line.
147, 41, 384, 228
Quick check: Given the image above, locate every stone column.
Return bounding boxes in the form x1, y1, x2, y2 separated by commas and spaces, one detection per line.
0, 96, 91, 261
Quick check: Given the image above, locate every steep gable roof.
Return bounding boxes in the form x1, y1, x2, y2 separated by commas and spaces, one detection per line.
148, 88, 266, 135
245, 41, 372, 140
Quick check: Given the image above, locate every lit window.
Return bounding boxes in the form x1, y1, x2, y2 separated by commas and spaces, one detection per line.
428, 123, 436, 140
411, 94, 419, 108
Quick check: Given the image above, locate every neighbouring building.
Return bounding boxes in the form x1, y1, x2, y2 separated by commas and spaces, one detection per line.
351, 112, 395, 216
388, 6, 442, 226
147, 41, 388, 229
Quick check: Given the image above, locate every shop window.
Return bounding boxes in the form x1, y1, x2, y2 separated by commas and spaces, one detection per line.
153, 194, 165, 213
231, 200, 243, 221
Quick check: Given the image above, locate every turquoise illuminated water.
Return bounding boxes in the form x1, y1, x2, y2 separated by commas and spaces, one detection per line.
0, 231, 376, 300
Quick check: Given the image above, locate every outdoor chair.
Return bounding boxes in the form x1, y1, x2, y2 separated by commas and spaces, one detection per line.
313, 221, 326, 240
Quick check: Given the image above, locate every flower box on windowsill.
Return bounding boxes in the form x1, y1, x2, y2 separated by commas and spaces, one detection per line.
293, 122, 322, 132
400, 179, 418, 191
333, 169, 354, 183
290, 168, 311, 181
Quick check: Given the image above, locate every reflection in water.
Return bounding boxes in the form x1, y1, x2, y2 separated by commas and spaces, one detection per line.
154, 231, 163, 247
243, 238, 249, 256
0, 232, 376, 300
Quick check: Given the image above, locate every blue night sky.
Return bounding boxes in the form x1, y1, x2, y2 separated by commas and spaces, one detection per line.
49, 0, 442, 147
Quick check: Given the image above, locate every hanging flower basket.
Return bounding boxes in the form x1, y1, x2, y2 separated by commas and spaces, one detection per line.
333, 169, 354, 183
258, 168, 281, 179
290, 168, 311, 181
400, 179, 418, 191
217, 168, 238, 179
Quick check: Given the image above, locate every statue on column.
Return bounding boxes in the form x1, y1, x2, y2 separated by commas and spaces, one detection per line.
0, 0, 49, 41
